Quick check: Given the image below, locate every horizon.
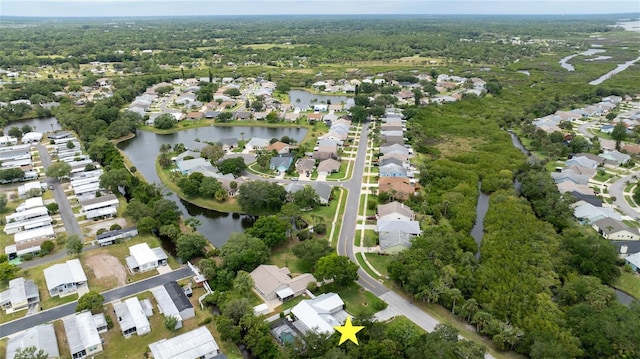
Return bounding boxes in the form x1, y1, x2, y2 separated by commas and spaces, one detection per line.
2, 1, 639, 18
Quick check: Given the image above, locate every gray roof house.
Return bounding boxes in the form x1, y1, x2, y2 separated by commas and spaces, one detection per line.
592, 218, 640, 241
151, 281, 194, 329
380, 143, 410, 156
377, 218, 421, 235
573, 202, 622, 224
311, 182, 332, 205
551, 171, 590, 185
114, 296, 152, 337
149, 326, 220, 359
379, 163, 408, 178
270, 155, 294, 173
379, 231, 413, 254
245, 137, 270, 151
566, 156, 599, 169
317, 158, 341, 175
295, 158, 316, 175
600, 150, 631, 165
63, 311, 106, 359
6, 324, 60, 359
44, 259, 88, 297
96, 226, 138, 246
0, 277, 39, 313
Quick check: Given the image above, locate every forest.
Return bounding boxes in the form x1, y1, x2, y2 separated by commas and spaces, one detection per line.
1, 14, 639, 358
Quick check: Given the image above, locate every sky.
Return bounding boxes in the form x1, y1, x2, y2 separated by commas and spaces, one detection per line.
1, 0, 639, 17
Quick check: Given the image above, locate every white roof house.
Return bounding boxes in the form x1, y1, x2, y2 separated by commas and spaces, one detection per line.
573, 202, 622, 224
0, 277, 39, 313
6, 324, 60, 359
377, 218, 422, 235
114, 297, 151, 337
81, 194, 119, 219
13, 225, 55, 243
125, 243, 168, 273
17, 183, 46, 198
44, 259, 88, 297
290, 292, 346, 335
21, 132, 43, 144
149, 326, 219, 359
6, 206, 48, 223
63, 311, 104, 359
245, 137, 270, 151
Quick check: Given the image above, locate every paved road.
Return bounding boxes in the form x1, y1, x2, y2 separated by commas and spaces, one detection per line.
0, 266, 192, 338
576, 120, 616, 149
609, 174, 640, 219
37, 144, 83, 239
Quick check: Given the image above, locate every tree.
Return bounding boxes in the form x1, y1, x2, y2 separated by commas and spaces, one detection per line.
217, 157, 247, 177
569, 136, 589, 153
46, 202, 59, 214
176, 233, 208, 260
561, 229, 620, 284
40, 240, 55, 254
293, 185, 320, 209
237, 180, 287, 215
246, 215, 288, 247
223, 88, 241, 97
21, 124, 33, 134
200, 144, 224, 162
158, 153, 172, 168
76, 291, 104, 313
220, 233, 270, 272
13, 346, 48, 359
164, 315, 179, 331
233, 270, 254, 295
137, 216, 157, 234
314, 254, 359, 286
154, 113, 176, 129
66, 140, 76, 149
45, 161, 71, 179
350, 105, 368, 122
66, 234, 83, 256
0, 193, 7, 212
276, 82, 291, 93
292, 238, 333, 267
611, 122, 627, 150
8, 126, 22, 138
0, 261, 19, 282
99, 168, 130, 193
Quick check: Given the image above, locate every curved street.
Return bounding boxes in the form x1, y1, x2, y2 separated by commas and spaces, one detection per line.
609, 174, 640, 220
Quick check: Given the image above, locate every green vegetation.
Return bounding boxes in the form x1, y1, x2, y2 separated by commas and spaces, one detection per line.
612, 271, 640, 300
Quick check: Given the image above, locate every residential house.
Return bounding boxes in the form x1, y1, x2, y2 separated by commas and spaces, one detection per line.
44, 259, 88, 297
148, 326, 220, 359
290, 293, 347, 335
245, 137, 270, 151
377, 201, 415, 221
600, 149, 630, 166
317, 158, 341, 175
96, 227, 138, 246
270, 155, 294, 174
625, 252, 640, 273
551, 171, 590, 185
114, 297, 152, 337
566, 155, 600, 170
600, 124, 615, 134
217, 138, 239, 152
13, 225, 55, 244
311, 182, 332, 205
573, 202, 622, 224
16, 182, 46, 199
151, 281, 194, 329
378, 177, 416, 200
125, 243, 168, 274
0, 135, 18, 146
380, 143, 410, 156
186, 111, 204, 120
569, 191, 603, 207
250, 265, 316, 302
48, 132, 72, 141
176, 158, 215, 175
379, 231, 413, 254
63, 311, 106, 359
313, 142, 338, 161
563, 165, 597, 178
306, 113, 323, 123
266, 141, 293, 154
234, 111, 252, 121
5, 324, 60, 359
379, 162, 408, 178
295, 158, 316, 176
593, 218, 640, 241
377, 218, 421, 235
0, 277, 39, 313
80, 194, 119, 220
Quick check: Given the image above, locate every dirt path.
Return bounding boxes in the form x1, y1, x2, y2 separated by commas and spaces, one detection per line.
84, 253, 127, 287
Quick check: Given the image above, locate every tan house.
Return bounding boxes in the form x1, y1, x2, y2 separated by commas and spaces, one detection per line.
378, 177, 416, 201
266, 141, 293, 154
377, 201, 415, 221
317, 158, 341, 175
250, 265, 316, 302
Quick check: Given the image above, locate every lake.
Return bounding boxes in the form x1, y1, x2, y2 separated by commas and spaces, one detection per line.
119, 125, 308, 248
288, 89, 352, 109
1, 117, 62, 133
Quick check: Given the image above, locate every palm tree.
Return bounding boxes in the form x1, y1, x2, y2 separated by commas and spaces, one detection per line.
462, 298, 479, 322
240, 131, 245, 142
448, 288, 462, 315
472, 311, 492, 334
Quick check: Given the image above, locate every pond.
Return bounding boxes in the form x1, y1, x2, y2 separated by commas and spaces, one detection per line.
119, 125, 308, 248
1, 117, 62, 133
288, 89, 352, 109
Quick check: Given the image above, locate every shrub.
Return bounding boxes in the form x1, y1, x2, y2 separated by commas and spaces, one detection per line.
41, 240, 55, 254
21, 253, 34, 261
314, 223, 327, 235
96, 228, 107, 236
199, 317, 213, 325
297, 230, 313, 241
109, 224, 122, 231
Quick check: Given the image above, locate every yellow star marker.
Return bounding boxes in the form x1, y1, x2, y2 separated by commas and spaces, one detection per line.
334, 316, 364, 346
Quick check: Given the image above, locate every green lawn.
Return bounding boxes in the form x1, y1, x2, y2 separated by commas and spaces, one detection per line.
315, 283, 387, 318
612, 271, 640, 300
355, 252, 379, 280
268, 240, 313, 274
363, 230, 378, 247
354, 230, 362, 246
365, 253, 394, 278
327, 160, 349, 180
593, 171, 614, 182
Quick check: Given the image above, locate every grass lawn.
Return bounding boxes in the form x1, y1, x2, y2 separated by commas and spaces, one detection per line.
354, 230, 362, 246
100, 286, 243, 359
623, 220, 640, 228
363, 230, 378, 247
365, 253, 394, 278
156, 160, 243, 214
593, 171, 614, 182
326, 160, 349, 180
268, 239, 313, 274
385, 315, 425, 332
315, 283, 386, 318
330, 188, 347, 246
356, 253, 380, 280
612, 271, 640, 300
